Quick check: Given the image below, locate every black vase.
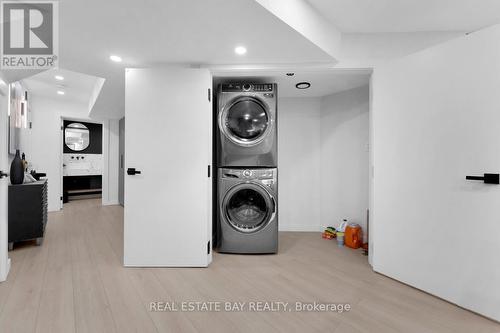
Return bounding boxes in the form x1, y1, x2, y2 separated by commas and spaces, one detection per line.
10, 150, 24, 185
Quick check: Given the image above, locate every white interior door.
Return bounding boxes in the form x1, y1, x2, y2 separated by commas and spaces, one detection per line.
124, 67, 212, 267
0, 87, 10, 281
372, 25, 500, 321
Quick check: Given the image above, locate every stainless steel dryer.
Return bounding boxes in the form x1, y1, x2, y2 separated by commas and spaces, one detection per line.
218, 168, 278, 254
217, 83, 277, 167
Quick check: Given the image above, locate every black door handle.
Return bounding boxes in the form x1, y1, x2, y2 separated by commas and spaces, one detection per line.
127, 168, 142, 175
0, 171, 8, 179
466, 173, 499, 184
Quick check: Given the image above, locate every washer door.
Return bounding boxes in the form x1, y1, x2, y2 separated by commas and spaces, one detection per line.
222, 183, 275, 233
220, 97, 271, 146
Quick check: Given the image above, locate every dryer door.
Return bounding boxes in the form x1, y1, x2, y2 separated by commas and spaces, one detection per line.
222, 183, 275, 233
220, 97, 271, 147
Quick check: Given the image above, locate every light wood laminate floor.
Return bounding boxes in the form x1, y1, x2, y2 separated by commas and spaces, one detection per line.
0, 199, 498, 332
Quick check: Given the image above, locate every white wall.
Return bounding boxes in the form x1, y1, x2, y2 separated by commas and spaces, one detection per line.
278, 97, 322, 231
278, 88, 369, 233
340, 32, 464, 62
255, 0, 342, 61
320, 85, 369, 237
28, 95, 86, 211
371, 24, 500, 321
21, 94, 119, 211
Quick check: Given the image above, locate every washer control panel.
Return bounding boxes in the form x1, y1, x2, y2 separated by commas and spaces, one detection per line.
222, 168, 276, 180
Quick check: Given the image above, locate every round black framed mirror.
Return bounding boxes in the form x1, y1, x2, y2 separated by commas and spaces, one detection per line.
65, 123, 90, 151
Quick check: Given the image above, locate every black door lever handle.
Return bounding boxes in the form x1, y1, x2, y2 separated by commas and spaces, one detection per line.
0, 171, 8, 179
127, 168, 142, 175
466, 173, 499, 184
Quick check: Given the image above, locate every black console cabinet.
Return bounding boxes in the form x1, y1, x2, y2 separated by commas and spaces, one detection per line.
8, 179, 48, 250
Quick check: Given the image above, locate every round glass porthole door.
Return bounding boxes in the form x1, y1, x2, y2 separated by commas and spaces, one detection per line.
223, 184, 274, 233
221, 97, 270, 146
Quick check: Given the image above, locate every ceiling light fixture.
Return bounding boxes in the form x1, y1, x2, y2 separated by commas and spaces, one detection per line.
57, 90, 65, 95
295, 82, 311, 89
109, 55, 122, 62
55, 75, 64, 81
234, 46, 247, 55
286, 73, 295, 76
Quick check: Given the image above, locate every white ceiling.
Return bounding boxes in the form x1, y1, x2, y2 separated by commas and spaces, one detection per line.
60, 0, 332, 67
21, 69, 103, 107
57, 0, 334, 118
213, 69, 371, 98
306, 0, 500, 33
13, 0, 500, 119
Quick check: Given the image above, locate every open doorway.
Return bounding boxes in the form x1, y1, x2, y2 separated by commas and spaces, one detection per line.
211, 68, 372, 259
61, 118, 103, 205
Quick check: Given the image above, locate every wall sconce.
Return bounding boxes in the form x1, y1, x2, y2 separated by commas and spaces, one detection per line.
19, 98, 28, 129
10, 84, 28, 129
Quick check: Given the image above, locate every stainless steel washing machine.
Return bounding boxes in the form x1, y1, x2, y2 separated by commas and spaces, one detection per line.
216, 83, 277, 167
217, 168, 278, 254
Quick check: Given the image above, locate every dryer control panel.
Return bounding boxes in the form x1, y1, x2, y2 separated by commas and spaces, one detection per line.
221, 83, 274, 92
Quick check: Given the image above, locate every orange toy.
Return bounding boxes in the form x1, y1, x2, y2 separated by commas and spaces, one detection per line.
345, 223, 363, 249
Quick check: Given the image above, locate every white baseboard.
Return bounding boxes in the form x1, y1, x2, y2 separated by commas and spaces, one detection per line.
48, 206, 60, 213
279, 225, 323, 232
0, 258, 11, 283
102, 200, 120, 206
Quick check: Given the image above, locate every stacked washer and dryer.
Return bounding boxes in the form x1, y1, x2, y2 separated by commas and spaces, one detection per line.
215, 82, 278, 254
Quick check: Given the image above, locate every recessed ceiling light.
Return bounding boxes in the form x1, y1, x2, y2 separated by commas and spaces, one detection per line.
55, 75, 64, 81
109, 55, 122, 62
234, 46, 247, 55
296, 82, 311, 89
57, 90, 65, 95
